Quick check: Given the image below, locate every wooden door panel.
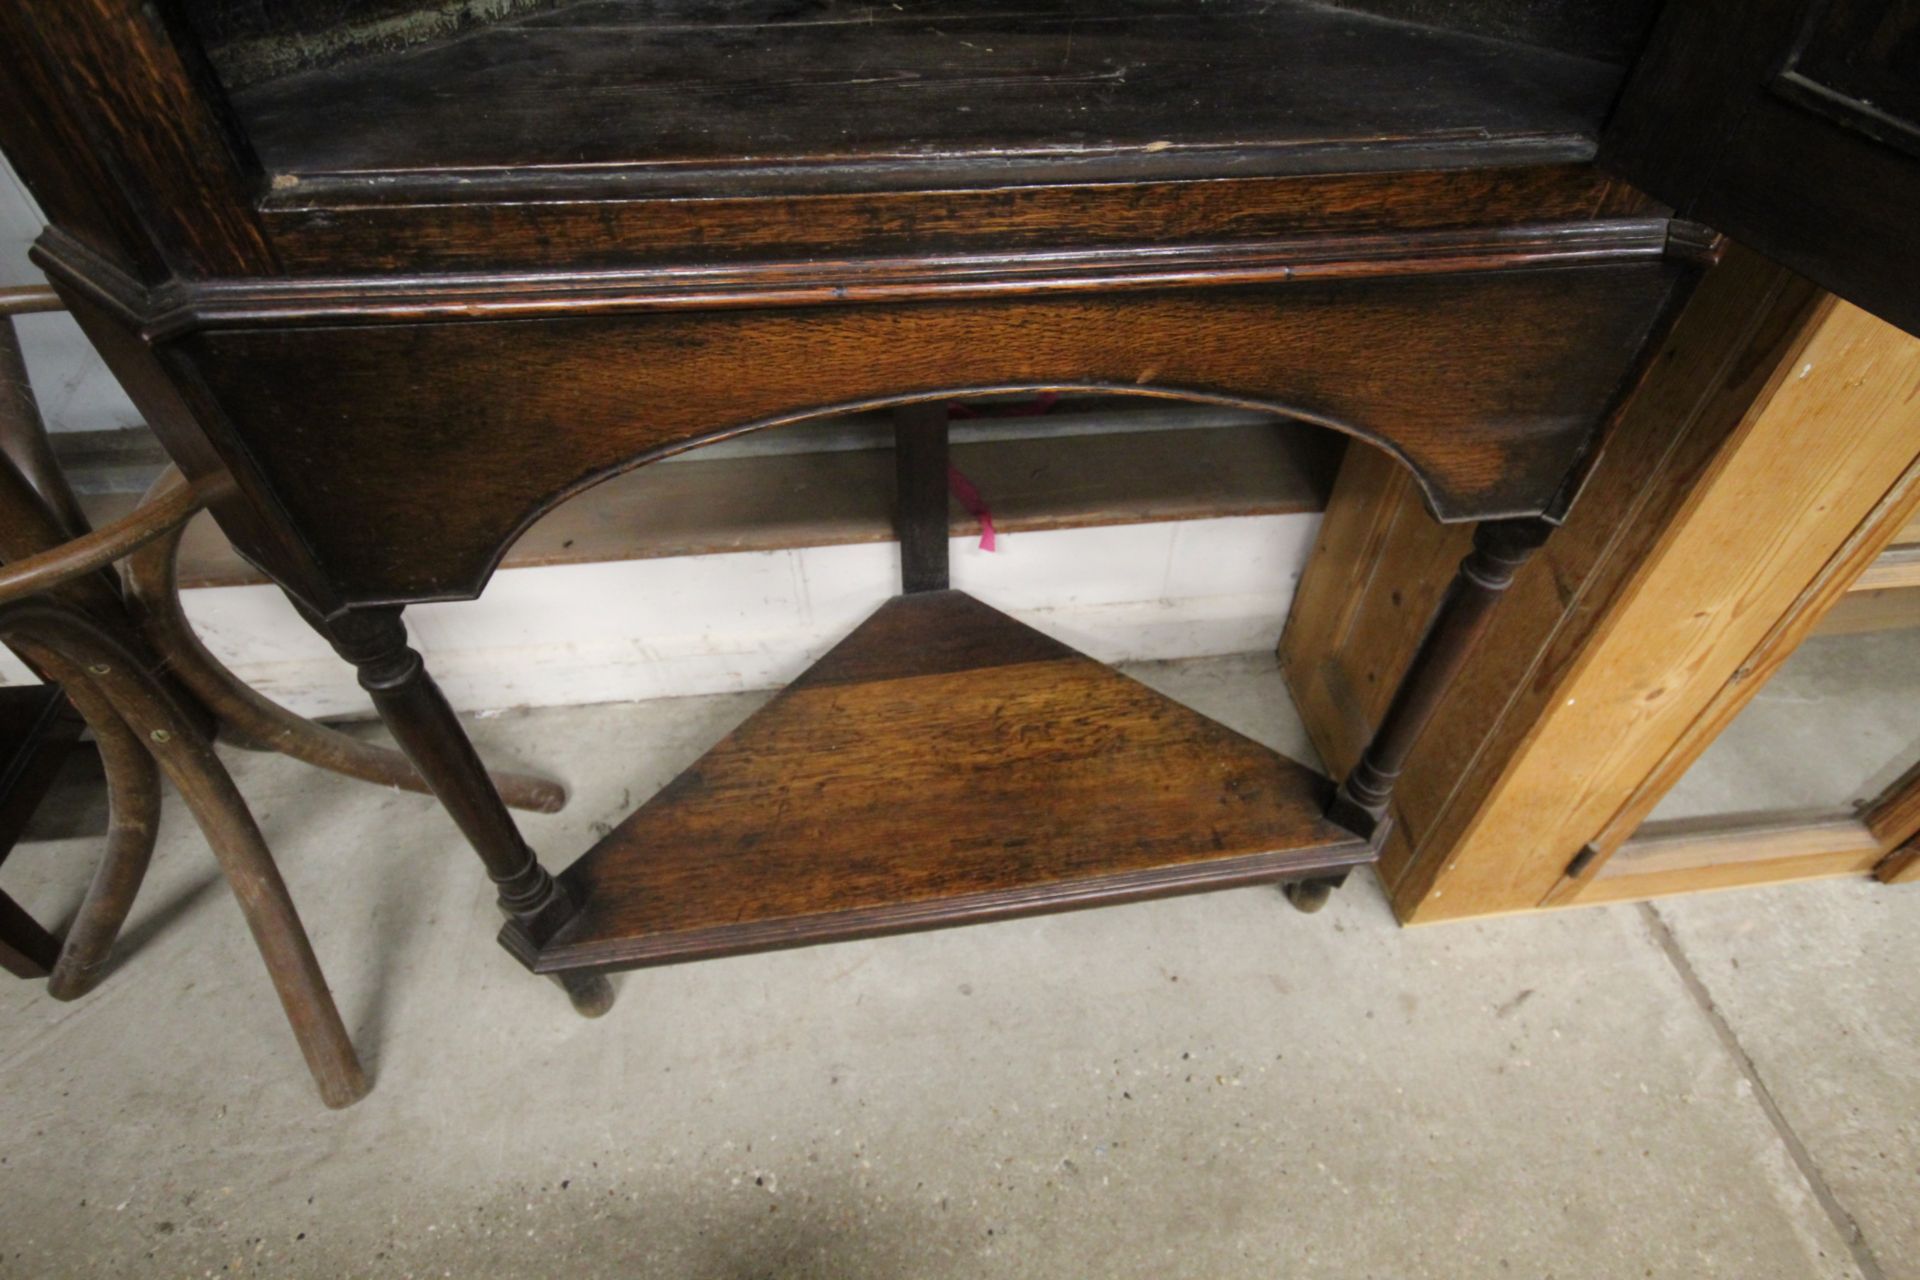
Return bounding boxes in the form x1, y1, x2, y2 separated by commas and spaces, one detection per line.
1601, 0, 1920, 336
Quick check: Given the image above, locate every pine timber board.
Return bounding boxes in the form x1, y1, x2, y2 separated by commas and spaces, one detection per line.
1281, 248, 1920, 920
1575, 812, 1885, 905
1850, 543, 1920, 592
1815, 587, 1920, 636
524, 590, 1370, 973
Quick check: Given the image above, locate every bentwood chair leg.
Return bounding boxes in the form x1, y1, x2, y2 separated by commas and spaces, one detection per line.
123, 475, 567, 815
6, 611, 369, 1108
43, 676, 160, 1001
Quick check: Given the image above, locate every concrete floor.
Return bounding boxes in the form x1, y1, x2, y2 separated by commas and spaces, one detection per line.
1, 654, 1915, 1278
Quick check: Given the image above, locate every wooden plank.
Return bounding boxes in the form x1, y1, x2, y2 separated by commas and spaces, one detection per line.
1848, 543, 1920, 592
1396, 252, 1835, 918
1596, 811, 1879, 874
1279, 441, 1465, 787
1283, 246, 1828, 920
78, 420, 1336, 589
1877, 841, 1920, 885
1815, 587, 1920, 636
1434, 290, 1920, 919
532, 590, 1369, 973
1576, 811, 1885, 905
1283, 244, 1920, 920
1550, 311, 1920, 907
1864, 759, 1920, 849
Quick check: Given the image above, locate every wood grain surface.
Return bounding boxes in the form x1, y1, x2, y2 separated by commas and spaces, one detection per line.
531, 590, 1370, 972
180, 262, 1686, 606
230, 0, 1621, 184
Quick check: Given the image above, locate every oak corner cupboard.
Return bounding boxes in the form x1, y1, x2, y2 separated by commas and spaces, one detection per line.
2, 0, 1915, 1104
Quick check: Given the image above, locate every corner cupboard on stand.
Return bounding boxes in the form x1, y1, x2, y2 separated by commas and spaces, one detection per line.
3, 0, 1915, 1104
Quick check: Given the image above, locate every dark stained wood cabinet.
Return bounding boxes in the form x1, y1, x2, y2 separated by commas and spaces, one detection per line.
1603, 0, 1920, 334
1, 0, 1914, 1098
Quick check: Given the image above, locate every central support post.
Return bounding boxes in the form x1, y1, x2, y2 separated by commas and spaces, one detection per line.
893, 401, 950, 593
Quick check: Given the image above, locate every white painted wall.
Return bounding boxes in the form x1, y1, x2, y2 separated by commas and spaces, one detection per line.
3, 154, 145, 434
139, 514, 1316, 716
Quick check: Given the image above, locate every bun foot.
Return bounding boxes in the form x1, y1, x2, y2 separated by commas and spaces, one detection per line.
555, 970, 615, 1018
1281, 877, 1339, 914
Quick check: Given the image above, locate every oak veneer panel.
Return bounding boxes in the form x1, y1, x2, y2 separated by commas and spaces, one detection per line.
183, 265, 1682, 605
263, 164, 1653, 274
0, 0, 273, 278
534, 590, 1369, 972
1601, 0, 1920, 336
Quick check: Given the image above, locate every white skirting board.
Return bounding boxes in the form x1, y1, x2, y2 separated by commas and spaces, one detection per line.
0, 514, 1320, 718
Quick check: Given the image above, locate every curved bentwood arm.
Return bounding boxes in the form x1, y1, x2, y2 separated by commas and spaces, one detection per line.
0, 470, 204, 606
123, 469, 567, 814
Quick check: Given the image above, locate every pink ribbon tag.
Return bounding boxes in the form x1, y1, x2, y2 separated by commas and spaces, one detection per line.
947, 465, 997, 552
941, 392, 1058, 551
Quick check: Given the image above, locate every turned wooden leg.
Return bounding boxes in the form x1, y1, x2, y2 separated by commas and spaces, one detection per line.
1328, 516, 1555, 843
317, 606, 613, 1017
121, 489, 567, 814
1290, 517, 1550, 915
6, 609, 368, 1108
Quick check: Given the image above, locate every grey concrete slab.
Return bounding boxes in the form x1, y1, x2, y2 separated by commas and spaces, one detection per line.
1653, 880, 1920, 1280
1652, 629, 1920, 821
0, 657, 1880, 1278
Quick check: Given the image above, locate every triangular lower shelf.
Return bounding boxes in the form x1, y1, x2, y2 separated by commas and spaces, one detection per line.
526, 590, 1372, 974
